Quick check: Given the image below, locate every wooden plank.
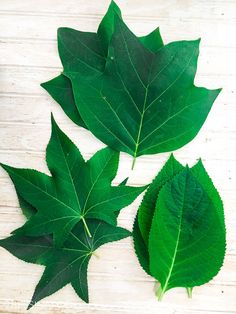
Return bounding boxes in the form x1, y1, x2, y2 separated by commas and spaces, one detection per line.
0, 123, 235, 160
0, 14, 235, 48
1, 0, 236, 20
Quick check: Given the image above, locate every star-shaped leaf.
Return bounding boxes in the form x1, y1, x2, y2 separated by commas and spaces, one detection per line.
67, 16, 221, 167
1, 116, 146, 246
0, 219, 130, 308
41, 1, 163, 129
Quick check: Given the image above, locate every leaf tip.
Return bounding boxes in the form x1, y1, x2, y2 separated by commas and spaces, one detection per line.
27, 299, 35, 310
0, 162, 10, 172
57, 27, 69, 38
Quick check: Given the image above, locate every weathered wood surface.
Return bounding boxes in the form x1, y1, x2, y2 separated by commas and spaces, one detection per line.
0, 0, 235, 313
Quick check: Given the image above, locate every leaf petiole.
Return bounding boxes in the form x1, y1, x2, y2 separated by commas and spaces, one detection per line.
131, 156, 137, 170
81, 217, 92, 238
187, 287, 193, 298
155, 284, 165, 301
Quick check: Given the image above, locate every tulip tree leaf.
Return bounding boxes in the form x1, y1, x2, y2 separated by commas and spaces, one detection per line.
0, 219, 131, 308
149, 167, 226, 299
67, 16, 220, 168
41, 1, 164, 130
133, 154, 183, 274
41, 74, 87, 128
0, 116, 146, 247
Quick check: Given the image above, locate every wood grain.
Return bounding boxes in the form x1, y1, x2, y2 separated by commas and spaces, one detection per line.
0, 0, 235, 313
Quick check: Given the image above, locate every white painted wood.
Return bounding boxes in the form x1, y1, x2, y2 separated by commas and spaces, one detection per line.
0, 0, 235, 313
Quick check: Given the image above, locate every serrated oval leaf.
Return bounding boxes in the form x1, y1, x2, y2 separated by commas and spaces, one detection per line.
133, 154, 184, 275
149, 168, 226, 299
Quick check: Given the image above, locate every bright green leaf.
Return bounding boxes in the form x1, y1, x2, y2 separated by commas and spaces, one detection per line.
132, 216, 149, 274
0, 219, 130, 308
138, 154, 184, 246
1, 116, 146, 247
41, 1, 164, 130
133, 154, 184, 274
41, 75, 87, 128
67, 16, 220, 167
149, 168, 226, 299
191, 159, 225, 225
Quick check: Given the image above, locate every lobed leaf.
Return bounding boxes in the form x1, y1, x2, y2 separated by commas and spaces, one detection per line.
41, 1, 164, 130
0, 219, 130, 308
67, 16, 220, 165
1, 116, 146, 247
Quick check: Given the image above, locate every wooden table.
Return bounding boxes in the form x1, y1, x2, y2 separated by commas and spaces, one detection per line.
0, 1, 236, 313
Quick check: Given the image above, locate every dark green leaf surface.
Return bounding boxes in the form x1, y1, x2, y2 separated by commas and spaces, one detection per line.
132, 216, 149, 274
41, 75, 87, 128
138, 154, 184, 246
149, 168, 226, 299
0, 219, 130, 308
68, 16, 220, 164
42, 1, 164, 130
1, 116, 146, 246
133, 154, 183, 274
191, 159, 225, 225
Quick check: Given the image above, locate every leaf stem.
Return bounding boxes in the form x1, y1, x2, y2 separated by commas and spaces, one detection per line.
187, 287, 193, 298
155, 285, 165, 301
81, 217, 92, 238
131, 155, 137, 170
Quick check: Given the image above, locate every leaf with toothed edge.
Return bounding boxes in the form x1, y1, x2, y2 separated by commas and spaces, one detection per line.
0, 115, 146, 247
0, 171, 131, 307
148, 167, 226, 299
133, 154, 184, 275
66, 15, 221, 169
41, 1, 164, 130
0, 219, 131, 308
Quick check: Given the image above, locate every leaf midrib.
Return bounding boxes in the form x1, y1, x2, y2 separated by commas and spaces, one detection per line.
6, 168, 79, 216
114, 31, 198, 157
82, 153, 114, 216
54, 126, 83, 216
160, 176, 187, 293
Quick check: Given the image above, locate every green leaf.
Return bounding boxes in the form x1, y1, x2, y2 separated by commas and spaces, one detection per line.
67, 16, 220, 167
41, 1, 164, 130
1, 116, 146, 247
16, 191, 37, 219
41, 75, 87, 128
139, 27, 163, 53
191, 159, 225, 225
132, 215, 149, 274
149, 168, 226, 299
138, 154, 184, 246
97, 0, 122, 54
133, 154, 184, 274
0, 219, 131, 308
